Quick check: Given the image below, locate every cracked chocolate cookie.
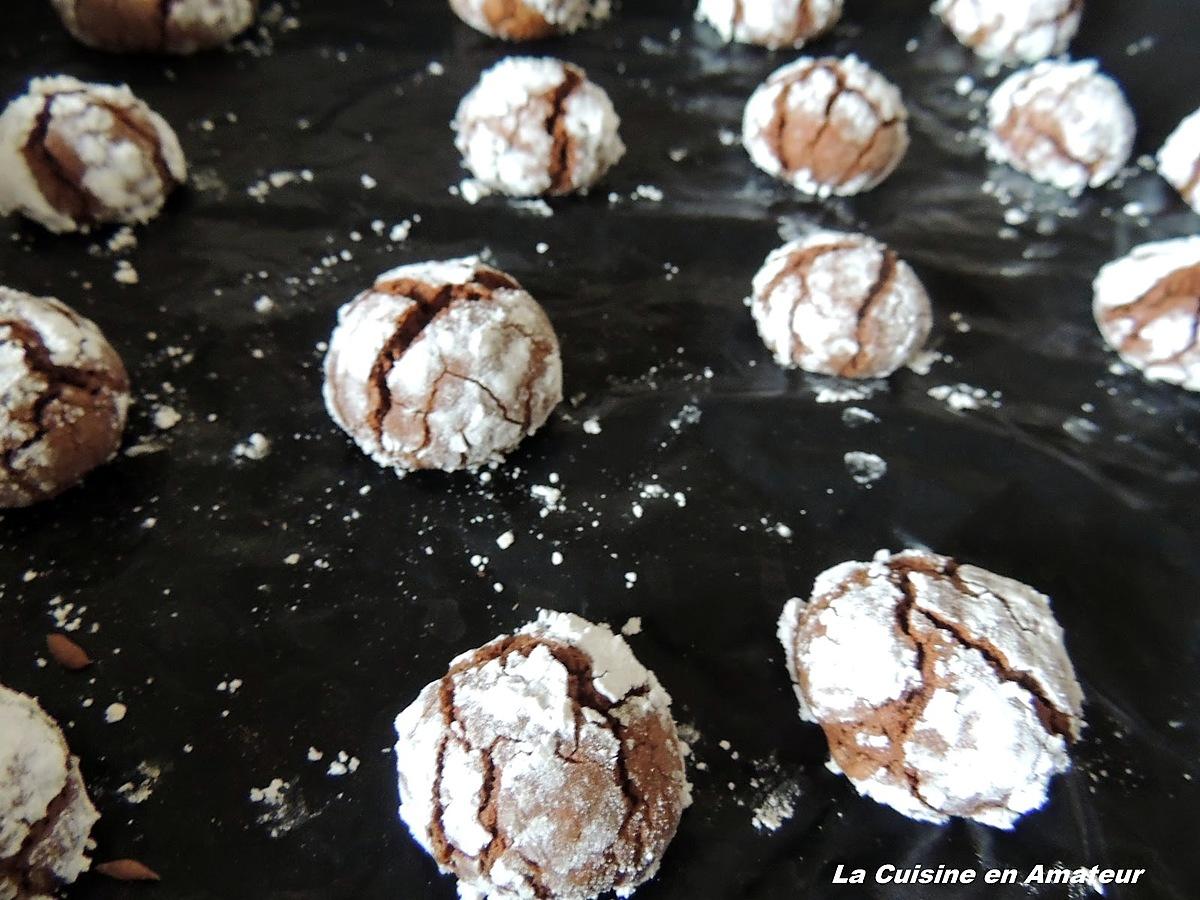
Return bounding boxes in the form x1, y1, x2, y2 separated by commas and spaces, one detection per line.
1, 287, 130, 508
394, 610, 691, 900
750, 231, 932, 378
1093, 237, 1200, 392
985, 59, 1135, 194
449, 0, 601, 41
0, 76, 187, 234
453, 57, 625, 197
1158, 107, 1200, 215
0, 683, 100, 898
696, 0, 843, 51
778, 549, 1084, 829
742, 55, 909, 197
323, 258, 562, 474
50, 0, 259, 54
932, 0, 1082, 64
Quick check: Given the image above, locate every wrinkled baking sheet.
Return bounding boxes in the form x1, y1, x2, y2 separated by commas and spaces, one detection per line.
1, 0, 1198, 898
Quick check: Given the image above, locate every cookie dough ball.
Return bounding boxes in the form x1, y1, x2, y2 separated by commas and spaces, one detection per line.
0, 683, 100, 897
394, 610, 691, 900
778, 550, 1084, 829
453, 57, 625, 197
986, 59, 1134, 194
1093, 237, 1200, 392
932, 0, 1082, 64
0, 76, 187, 234
449, 0, 597, 41
1, 288, 130, 508
50, 0, 259, 54
1157, 107, 1200, 214
743, 56, 909, 197
696, 0, 843, 51
323, 258, 562, 474
750, 231, 932, 378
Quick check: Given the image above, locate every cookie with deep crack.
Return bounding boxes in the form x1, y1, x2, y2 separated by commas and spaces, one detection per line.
932, 0, 1082, 64
778, 549, 1084, 829
0, 682, 101, 898
449, 0, 602, 41
394, 610, 691, 900
50, 0, 259, 54
322, 258, 562, 474
453, 57, 625, 198
1093, 237, 1200, 392
742, 55, 909, 197
1, 287, 130, 508
0, 76, 187, 234
1158, 106, 1200, 215
696, 0, 843, 51
750, 231, 932, 378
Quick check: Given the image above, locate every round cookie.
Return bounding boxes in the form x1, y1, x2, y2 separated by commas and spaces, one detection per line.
0, 76, 187, 234
932, 0, 1082, 64
777, 549, 1084, 829
50, 0, 259, 54
750, 231, 932, 378
454, 57, 624, 197
394, 610, 691, 900
985, 59, 1135, 194
1, 287, 130, 508
1093, 237, 1200, 392
449, 0, 596, 41
1157, 107, 1200, 215
742, 55, 909, 197
323, 258, 562, 474
696, 0, 843, 51
0, 683, 100, 898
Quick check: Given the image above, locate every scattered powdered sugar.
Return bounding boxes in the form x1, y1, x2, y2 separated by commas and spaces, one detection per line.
928, 382, 1002, 411
249, 776, 313, 838
232, 432, 271, 460
751, 775, 803, 831
116, 761, 162, 804
843, 450, 887, 485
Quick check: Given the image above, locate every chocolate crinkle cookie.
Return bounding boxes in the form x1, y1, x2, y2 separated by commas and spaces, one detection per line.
323, 258, 562, 474
454, 57, 624, 197
986, 59, 1134, 194
932, 0, 1082, 64
778, 549, 1084, 829
1157, 107, 1200, 215
1093, 237, 1200, 392
0, 76, 187, 234
50, 0, 259, 54
0, 683, 100, 899
448, 0, 606, 41
742, 55, 909, 197
696, 0, 843, 51
394, 610, 692, 900
1, 287, 130, 509
750, 231, 932, 378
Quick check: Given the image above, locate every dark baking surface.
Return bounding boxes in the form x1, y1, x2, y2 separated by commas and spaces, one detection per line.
2, 0, 1199, 898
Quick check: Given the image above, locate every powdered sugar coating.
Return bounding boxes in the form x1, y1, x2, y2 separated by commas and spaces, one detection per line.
0, 684, 100, 897
750, 231, 932, 378
742, 55, 909, 197
454, 57, 625, 197
778, 549, 1084, 828
1092, 237, 1200, 392
1157, 107, 1200, 214
323, 257, 562, 473
932, 0, 1082, 64
0, 76, 187, 233
394, 611, 691, 900
51, 0, 257, 54
985, 59, 1135, 194
696, 0, 843, 50
449, 0, 596, 40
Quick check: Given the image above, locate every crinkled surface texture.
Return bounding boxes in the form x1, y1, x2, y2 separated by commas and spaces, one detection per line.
1158, 106, 1200, 214
742, 55, 909, 197
394, 611, 691, 900
0, 684, 99, 899
696, 0, 843, 50
931, 0, 1082, 64
985, 59, 1135, 194
0, 75, 187, 233
750, 231, 931, 378
0, 287, 130, 508
448, 0, 600, 41
778, 550, 1084, 829
454, 57, 625, 197
50, 0, 259, 54
323, 257, 563, 473
1093, 237, 1200, 392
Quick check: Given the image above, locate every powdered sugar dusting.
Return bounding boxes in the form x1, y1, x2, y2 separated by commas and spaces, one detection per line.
933, 0, 1081, 64
697, 0, 843, 50
1157, 107, 1200, 214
